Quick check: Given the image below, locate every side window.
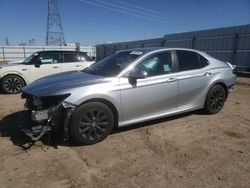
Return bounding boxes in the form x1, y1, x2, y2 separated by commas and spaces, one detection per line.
135, 51, 172, 77
176, 51, 200, 71
79, 52, 92, 62
198, 54, 209, 68
63, 53, 80, 63
38, 53, 60, 64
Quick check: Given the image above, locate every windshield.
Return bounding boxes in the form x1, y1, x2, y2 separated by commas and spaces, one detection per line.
21, 52, 39, 64
83, 51, 144, 77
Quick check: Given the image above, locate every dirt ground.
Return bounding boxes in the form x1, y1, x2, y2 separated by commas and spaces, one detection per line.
0, 78, 250, 188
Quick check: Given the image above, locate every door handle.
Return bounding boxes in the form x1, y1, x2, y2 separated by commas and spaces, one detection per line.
53, 66, 59, 68
166, 77, 177, 82
75, 65, 81, 67
22, 69, 28, 71
204, 72, 212, 76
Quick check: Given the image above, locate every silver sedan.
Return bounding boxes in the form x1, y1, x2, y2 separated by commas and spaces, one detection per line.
21, 48, 236, 145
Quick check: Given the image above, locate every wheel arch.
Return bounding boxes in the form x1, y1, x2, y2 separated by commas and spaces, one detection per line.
202, 80, 229, 108
1, 73, 28, 86
79, 98, 119, 129
209, 81, 228, 99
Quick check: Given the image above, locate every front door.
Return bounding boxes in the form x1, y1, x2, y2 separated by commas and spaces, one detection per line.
29, 52, 62, 82
120, 50, 178, 125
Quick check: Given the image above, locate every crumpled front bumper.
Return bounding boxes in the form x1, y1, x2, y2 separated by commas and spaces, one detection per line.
19, 110, 52, 141
19, 103, 75, 141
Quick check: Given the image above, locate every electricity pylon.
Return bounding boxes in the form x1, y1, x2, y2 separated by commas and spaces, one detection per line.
46, 0, 66, 46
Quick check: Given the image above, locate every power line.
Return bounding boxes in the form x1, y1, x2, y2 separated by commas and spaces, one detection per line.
95, 0, 170, 22
112, 0, 166, 17
112, 0, 189, 25
80, 0, 168, 23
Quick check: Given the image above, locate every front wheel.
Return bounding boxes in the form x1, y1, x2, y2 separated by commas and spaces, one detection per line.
204, 84, 227, 114
69, 102, 114, 145
1, 75, 25, 94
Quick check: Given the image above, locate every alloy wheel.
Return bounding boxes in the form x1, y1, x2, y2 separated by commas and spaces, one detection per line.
78, 109, 109, 141
208, 87, 226, 112
3, 77, 23, 93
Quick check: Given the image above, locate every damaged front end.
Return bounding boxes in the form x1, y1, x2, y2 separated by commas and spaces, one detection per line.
20, 93, 75, 141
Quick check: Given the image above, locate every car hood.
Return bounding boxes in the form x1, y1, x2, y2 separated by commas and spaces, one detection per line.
0, 63, 24, 68
7, 59, 24, 65
22, 71, 110, 96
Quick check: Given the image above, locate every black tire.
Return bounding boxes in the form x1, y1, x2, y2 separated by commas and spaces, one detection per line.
1, 75, 25, 94
69, 102, 114, 145
204, 84, 227, 114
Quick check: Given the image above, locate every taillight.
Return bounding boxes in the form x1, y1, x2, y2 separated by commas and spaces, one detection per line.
226, 62, 235, 70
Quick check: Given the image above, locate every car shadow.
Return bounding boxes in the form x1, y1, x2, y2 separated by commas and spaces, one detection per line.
0, 110, 200, 150
112, 112, 193, 134
0, 111, 66, 150
0, 111, 31, 149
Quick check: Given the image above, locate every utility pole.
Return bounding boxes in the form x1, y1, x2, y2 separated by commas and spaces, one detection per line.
5, 37, 9, 46
46, 0, 66, 46
29, 39, 35, 46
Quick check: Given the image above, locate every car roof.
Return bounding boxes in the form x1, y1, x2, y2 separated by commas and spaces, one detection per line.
35, 50, 86, 53
119, 47, 204, 54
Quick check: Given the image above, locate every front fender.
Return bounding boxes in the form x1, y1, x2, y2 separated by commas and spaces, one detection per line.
65, 91, 122, 123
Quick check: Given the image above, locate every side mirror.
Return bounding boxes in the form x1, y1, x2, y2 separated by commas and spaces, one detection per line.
128, 67, 148, 79
34, 60, 42, 68
127, 68, 147, 86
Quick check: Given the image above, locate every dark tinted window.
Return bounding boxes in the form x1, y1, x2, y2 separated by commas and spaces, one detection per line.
199, 54, 209, 68
38, 52, 60, 64
79, 52, 92, 61
63, 53, 79, 63
135, 51, 172, 77
177, 51, 200, 71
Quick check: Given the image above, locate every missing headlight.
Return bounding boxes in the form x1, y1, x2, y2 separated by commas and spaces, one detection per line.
32, 96, 43, 106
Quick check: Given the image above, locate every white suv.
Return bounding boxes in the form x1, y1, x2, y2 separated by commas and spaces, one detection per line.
0, 50, 95, 94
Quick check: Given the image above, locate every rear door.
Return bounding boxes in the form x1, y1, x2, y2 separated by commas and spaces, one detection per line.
61, 52, 81, 72
29, 51, 62, 81
174, 50, 210, 110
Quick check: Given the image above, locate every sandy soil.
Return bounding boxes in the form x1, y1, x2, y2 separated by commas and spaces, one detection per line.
0, 78, 250, 188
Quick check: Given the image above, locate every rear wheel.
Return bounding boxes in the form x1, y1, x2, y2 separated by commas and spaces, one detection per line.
204, 84, 227, 114
1, 75, 25, 94
69, 102, 114, 145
